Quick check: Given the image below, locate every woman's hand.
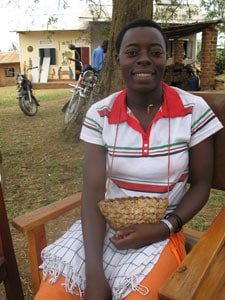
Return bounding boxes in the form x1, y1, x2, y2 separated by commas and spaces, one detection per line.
109, 222, 170, 250
85, 272, 112, 300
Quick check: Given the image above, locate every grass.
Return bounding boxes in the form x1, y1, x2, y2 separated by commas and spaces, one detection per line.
0, 85, 84, 215
0, 85, 84, 299
0, 85, 225, 299
0, 86, 68, 108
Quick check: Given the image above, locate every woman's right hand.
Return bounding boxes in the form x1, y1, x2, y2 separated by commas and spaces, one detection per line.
85, 274, 112, 300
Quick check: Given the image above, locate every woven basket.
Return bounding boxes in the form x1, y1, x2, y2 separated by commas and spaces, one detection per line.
98, 196, 168, 230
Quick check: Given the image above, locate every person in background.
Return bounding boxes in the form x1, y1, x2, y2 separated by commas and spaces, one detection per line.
68, 56, 82, 81
92, 39, 108, 72
75, 60, 82, 81
35, 19, 223, 300
68, 66, 74, 79
58, 66, 62, 80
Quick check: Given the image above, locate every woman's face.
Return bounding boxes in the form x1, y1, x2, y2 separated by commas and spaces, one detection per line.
117, 26, 167, 93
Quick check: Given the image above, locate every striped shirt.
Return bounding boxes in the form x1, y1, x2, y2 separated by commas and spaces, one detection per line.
81, 82, 223, 211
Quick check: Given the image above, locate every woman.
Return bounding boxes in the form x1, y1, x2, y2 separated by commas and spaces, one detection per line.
35, 19, 223, 300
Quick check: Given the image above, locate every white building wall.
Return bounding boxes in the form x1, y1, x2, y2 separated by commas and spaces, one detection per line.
19, 30, 90, 81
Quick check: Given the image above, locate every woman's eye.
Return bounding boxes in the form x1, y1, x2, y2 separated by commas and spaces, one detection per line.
151, 51, 164, 57
126, 50, 138, 56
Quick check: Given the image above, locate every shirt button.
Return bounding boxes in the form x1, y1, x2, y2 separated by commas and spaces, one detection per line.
144, 149, 148, 153
144, 144, 148, 147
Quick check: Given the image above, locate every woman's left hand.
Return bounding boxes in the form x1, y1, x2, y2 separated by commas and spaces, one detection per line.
109, 222, 169, 250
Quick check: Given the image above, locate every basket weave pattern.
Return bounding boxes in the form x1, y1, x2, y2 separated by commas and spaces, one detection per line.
98, 196, 168, 230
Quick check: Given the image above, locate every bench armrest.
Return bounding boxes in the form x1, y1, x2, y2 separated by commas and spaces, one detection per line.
158, 206, 225, 300
12, 192, 81, 293
12, 192, 82, 233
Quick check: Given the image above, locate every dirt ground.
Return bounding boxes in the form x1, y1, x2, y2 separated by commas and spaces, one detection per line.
0, 96, 83, 299
1, 93, 225, 299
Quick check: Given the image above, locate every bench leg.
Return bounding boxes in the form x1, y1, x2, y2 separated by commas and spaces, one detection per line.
26, 225, 47, 294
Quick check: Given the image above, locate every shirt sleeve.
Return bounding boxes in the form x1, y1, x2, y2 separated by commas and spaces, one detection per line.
80, 103, 105, 146
190, 96, 223, 147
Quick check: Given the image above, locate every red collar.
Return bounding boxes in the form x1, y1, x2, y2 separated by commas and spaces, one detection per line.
109, 82, 186, 124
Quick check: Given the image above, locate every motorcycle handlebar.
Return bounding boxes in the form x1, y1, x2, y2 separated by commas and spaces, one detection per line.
27, 66, 38, 71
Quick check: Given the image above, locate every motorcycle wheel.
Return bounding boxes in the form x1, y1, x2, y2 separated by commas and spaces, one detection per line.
19, 95, 38, 116
64, 91, 81, 124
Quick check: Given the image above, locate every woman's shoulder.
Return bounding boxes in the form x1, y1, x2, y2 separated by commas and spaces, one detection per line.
171, 86, 207, 106
93, 91, 122, 107
87, 91, 122, 117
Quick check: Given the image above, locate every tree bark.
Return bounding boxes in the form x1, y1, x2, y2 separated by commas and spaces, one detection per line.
64, 0, 153, 142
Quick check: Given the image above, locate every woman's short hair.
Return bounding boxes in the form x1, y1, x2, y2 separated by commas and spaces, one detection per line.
115, 19, 168, 54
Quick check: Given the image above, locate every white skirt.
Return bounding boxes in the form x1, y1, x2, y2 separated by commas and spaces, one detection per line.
40, 220, 168, 300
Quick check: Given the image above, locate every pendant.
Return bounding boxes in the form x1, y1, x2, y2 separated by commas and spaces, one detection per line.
147, 104, 154, 113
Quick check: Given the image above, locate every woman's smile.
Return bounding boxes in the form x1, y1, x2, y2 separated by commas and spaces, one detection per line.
132, 70, 156, 82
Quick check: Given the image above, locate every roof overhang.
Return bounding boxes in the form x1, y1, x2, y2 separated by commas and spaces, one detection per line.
163, 20, 222, 39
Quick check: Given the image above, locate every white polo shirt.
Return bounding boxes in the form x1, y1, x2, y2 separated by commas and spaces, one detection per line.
80, 82, 223, 211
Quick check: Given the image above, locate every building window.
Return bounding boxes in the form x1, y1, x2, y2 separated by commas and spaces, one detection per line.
39, 48, 56, 65
183, 41, 193, 59
5, 67, 15, 77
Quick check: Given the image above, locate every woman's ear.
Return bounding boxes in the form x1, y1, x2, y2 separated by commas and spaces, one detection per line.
115, 54, 120, 66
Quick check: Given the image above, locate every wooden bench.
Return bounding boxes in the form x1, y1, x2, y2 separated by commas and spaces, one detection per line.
158, 206, 225, 299
12, 193, 82, 294
159, 92, 225, 299
12, 92, 225, 297
0, 177, 24, 300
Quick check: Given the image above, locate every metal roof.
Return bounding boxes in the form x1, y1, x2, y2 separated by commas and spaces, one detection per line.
163, 20, 222, 39
0, 51, 20, 64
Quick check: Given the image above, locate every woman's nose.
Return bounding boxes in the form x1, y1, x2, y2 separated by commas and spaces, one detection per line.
137, 50, 151, 64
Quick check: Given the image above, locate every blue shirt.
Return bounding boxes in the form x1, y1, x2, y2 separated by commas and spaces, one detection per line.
92, 46, 105, 71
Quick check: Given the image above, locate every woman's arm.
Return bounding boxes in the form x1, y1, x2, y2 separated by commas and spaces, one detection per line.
168, 135, 214, 228
81, 142, 112, 300
110, 136, 214, 250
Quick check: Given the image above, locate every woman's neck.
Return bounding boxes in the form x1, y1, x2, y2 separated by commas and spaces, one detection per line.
126, 88, 163, 113
125, 88, 164, 131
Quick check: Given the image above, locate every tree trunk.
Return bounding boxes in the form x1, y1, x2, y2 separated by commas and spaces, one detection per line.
64, 0, 153, 142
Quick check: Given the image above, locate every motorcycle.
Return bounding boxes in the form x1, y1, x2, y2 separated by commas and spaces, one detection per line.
16, 66, 40, 116
63, 44, 98, 124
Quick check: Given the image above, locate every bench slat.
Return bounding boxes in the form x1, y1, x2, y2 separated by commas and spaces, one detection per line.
158, 206, 225, 300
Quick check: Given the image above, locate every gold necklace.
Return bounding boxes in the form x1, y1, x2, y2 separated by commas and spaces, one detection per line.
147, 104, 154, 113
